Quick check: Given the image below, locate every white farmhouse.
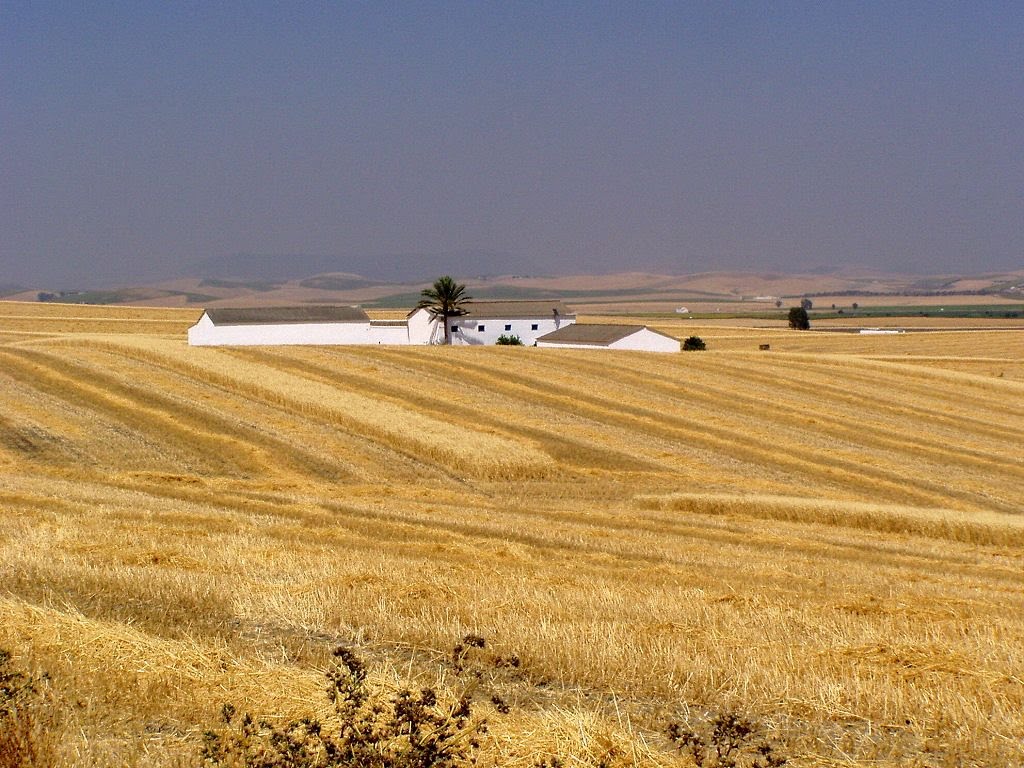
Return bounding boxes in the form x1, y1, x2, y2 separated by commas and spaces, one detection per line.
187, 306, 408, 346
188, 300, 578, 347
406, 300, 576, 345
536, 324, 680, 352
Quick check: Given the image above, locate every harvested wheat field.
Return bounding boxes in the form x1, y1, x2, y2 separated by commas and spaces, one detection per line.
1, 301, 1022, 767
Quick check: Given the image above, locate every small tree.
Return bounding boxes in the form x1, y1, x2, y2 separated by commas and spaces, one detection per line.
788, 307, 810, 330
416, 276, 472, 345
800, 297, 813, 311
852, 302, 859, 310
495, 334, 523, 346
682, 336, 706, 351
774, 299, 782, 308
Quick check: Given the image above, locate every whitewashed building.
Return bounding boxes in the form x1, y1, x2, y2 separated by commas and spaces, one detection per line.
406, 300, 576, 345
536, 324, 680, 352
187, 306, 408, 346
188, 300, 578, 347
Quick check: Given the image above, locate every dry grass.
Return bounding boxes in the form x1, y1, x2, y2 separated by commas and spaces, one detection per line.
0, 301, 198, 336
0, 301, 1022, 766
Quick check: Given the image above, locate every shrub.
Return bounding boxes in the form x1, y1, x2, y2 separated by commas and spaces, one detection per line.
682, 336, 706, 351
496, 334, 524, 346
787, 307, 810, 330
0, 649, 52, 768
201, 646, 483, 768
667, 711, 786, 768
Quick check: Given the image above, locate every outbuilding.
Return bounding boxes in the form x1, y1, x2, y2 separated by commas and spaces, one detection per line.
535, 324, 680, 352
187, 306, 408, 346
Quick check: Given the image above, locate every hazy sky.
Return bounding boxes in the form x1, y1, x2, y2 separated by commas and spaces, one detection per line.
2, 2, 1022, 287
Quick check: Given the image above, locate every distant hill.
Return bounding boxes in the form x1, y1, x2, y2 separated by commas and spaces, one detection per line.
190, 250, 517, 283
10, 268, 1023, 311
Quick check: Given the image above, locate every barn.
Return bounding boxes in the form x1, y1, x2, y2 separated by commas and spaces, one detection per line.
535, 324, 680, 352
187, 306, 408, 346
406, 300, 576, 345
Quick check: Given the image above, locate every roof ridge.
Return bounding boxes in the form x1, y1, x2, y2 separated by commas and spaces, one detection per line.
205, 305, 370, 326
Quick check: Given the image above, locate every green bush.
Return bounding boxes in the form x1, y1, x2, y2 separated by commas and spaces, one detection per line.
495, 334, 523, 346
787, 307, 810, 330
682, 336, 706, 351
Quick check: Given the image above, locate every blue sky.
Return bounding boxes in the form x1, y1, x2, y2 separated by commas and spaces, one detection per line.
2, 2, 1022, 286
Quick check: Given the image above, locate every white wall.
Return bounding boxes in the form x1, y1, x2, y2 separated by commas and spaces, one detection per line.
367, 323, 412, 344
188, 310, 582, 347
406, 309, 442, 344
188, 314, 412, 346
537, 328, 679, 352
609, 328, 679, 352
406, 309, 574, 345
448, 314, 571, 346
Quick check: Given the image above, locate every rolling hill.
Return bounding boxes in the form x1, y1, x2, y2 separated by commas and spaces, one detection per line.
12, 267, 1024, 314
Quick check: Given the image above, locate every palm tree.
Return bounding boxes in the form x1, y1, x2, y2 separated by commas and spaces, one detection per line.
416, 275, 472, 345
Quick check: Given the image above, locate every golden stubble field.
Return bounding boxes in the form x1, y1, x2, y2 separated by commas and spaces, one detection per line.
1, 301, 1022, 767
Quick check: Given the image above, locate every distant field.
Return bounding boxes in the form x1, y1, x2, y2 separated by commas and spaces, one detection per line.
1, 301, 1022, 767
576, 300, 1024, 318
587, 313, 1024, 371
17, 267, 1024, 313
0, 300, 199, 335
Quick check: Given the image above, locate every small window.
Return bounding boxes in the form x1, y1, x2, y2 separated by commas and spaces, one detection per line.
477, 324, 486, 332
451, 325, 459, 333
531, 323, 539, 331
504, 324, 512, 331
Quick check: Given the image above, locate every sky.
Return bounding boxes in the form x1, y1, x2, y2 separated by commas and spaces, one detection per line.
2, 2, 1022, 288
